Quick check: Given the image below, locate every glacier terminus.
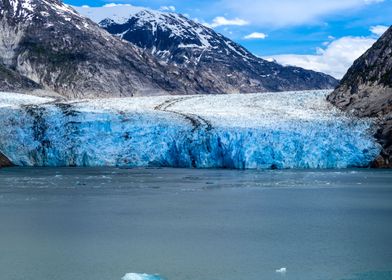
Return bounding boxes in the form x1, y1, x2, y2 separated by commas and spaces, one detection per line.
0, 90, 381, 169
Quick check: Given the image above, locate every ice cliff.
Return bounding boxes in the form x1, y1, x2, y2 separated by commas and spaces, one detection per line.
0, 90, 381, 169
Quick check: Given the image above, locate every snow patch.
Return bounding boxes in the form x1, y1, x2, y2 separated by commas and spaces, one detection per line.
74, 4, 145, 24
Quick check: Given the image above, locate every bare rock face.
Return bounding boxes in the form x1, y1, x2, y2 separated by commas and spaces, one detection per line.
0, 0, 204, 98
327, 26, 392, 167
0, 63, 41, 92
99, 10, 338, 93
0, 151, 13, 167
0, 0, 337, 98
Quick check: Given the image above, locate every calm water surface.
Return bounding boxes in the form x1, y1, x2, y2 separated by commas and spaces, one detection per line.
0, 167, 391, 280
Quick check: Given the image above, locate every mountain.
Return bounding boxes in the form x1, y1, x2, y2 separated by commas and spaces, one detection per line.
327, 26, 392, 167
0, 0, 216, 98
1, 0, 337, 98
84, 7, 338, 93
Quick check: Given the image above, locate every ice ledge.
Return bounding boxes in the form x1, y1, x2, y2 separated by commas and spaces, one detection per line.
0, 90, 381, 169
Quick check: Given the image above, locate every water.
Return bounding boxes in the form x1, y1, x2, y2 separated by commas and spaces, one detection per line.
0, 167, 391, 280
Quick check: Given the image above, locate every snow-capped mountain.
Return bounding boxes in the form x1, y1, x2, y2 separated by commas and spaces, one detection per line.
1, 0, 241, 98
0, 0, 176, 97
89, 7, 338, 92
0, 0, 337, 98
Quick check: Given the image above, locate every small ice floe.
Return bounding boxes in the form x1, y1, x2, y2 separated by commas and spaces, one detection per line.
122, 273, 164, 280
275, 267, 287, 274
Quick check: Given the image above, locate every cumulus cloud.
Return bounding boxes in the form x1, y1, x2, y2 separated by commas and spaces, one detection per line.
103, 3, 128, 8
208, 16, 249, 28
264, 29, 382, 78
244, 32, 267, 39
219, 0, 384, 27
370, 25, 389, 36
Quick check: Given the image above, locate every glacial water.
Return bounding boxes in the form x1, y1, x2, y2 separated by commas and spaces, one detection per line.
0, 167, 391, 280
0, 91, 381, 168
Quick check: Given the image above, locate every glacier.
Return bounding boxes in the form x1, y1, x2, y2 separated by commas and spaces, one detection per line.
0, 90, 381, 169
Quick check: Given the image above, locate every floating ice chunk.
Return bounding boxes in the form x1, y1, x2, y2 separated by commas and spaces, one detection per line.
275, 267, 287, 274
122, 273, 164, 280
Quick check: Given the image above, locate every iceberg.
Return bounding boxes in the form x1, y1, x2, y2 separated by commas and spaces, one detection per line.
122, 273, 164, 280
0, 90, 381, 169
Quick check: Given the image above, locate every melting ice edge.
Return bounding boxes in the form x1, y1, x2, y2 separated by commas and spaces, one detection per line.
0, 90, 381, 169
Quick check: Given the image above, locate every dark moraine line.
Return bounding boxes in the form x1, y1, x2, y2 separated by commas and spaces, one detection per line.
154, 96, 213, 131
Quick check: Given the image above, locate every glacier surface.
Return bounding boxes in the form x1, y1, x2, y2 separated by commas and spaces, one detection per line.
0, 90, 381, 169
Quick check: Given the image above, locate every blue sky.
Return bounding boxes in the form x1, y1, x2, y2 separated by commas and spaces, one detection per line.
66, 0, 391, 78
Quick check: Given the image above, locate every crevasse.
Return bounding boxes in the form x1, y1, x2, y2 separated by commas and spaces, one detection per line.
0, 90, 381, 169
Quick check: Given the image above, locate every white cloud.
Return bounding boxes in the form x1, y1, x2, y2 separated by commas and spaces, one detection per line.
370, 25, 389, 36
208, 16, 249, 28
159, 6, 176, 12
219, 0, 384, 27
264, 26, 386, 78
244, 32, 267, 39
103, 3, 129, 8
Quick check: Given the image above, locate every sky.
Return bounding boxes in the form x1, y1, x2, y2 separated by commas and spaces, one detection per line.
65, 0, 391, 78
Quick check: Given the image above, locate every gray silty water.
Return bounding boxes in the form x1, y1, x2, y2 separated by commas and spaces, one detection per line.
0, 167, 392, 280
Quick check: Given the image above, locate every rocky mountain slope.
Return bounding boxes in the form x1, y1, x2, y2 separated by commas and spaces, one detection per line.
97, 9, 338, 93
0, 63, 41, 92
0, 0, 217, 98
0, 0, 336, 98
327, 26, 392, 167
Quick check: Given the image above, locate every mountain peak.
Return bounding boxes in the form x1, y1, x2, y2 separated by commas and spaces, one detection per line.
1, 0, 78, 20
0, 0, 190, 97
94, 7, 337, 91
1, 0, 338, 97
98, 9, 265, 65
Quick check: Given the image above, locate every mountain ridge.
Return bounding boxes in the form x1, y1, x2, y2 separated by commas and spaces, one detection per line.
96, 7, 338, 93
1, 0, 337, 98
327, 25, 392, 167
0, 0, 206, 98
